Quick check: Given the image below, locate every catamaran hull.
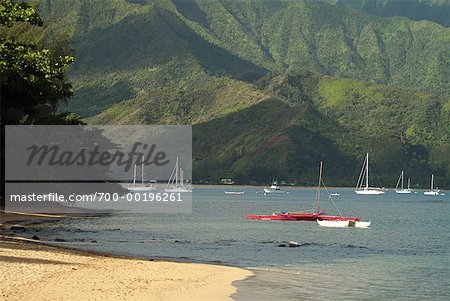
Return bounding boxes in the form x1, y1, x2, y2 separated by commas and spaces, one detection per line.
245, 212, 323, 221
245, 214, 297, 221
319, 215, 360, 221
317, 220, 371, 228
317, 220, 349, 227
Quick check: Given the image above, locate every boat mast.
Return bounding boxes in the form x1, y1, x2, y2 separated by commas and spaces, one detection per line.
180, 168, 184, 188
407, 178, 411, 189
401, 171, 404, 189
315, 161, 323, 213
133, 164, 137, 186
365, 153, 369, 189
431, 174, 434, 190
175, 157, 179, 187
141, 162, 144, 184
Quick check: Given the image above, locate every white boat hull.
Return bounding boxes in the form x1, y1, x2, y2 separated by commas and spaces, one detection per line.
317, 220, 371, 228
225, 191, 244, 195
263, 189, 289, 194
424, 175, 439, 196
165, 187, 192, 193
424, 190, 439, 196
317, 220, 350, 227
353, 221, 371, 228
355, 189, 385, 195
395, 189, 412, 194
128, 186, 156, 192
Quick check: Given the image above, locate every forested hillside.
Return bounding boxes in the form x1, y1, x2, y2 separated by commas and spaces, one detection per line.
30, 0, 449, 187
328, 0, 450, 27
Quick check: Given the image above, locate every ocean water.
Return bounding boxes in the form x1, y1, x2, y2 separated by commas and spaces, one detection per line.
37, 188, 449, 300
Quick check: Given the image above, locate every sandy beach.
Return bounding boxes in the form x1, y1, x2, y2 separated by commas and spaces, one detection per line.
0, 234, 251, 301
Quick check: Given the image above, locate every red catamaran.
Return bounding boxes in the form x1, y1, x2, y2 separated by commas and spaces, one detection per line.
245, 162, 361, 222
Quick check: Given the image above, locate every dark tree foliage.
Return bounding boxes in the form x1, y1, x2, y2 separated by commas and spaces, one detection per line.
1, 0, 83, 207
0, 0, 42, 27
0, 0, 80, 124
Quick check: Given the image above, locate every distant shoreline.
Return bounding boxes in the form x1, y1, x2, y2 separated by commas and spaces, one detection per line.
193, 184, 356, 190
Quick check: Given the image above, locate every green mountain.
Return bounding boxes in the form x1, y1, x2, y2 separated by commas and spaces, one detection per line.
327, 0, 450, 28
30, 0, 450, 187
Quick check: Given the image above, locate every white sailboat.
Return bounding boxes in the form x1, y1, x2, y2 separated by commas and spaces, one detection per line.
395, 171, 412, 194
355, 153, 385, 195
128, 163, 156, 192
423, 174, 440, 196
316, 161, 371, 228
165, 157, 192, 193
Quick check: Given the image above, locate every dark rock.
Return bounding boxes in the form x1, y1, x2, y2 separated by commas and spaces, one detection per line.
31, 235, 40, 240
10, 225, 27, 232
277, 244, 287, 247
91, 240, 97, 243
54, 238, 66, 242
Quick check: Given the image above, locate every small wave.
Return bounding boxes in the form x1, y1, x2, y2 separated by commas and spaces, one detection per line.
345, 244, 369, 249
215, 239, 239, 245
259, 240, 319, 245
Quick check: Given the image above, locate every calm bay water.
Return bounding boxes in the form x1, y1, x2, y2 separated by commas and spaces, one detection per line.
40, 188, 449, 300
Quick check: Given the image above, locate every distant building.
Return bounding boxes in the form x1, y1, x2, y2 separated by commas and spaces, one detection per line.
221, 178, 235, 185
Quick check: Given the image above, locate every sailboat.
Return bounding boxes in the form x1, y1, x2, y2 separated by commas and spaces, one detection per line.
423, 174, 440, 196
165, 157, 192, 193
128, 163, 156, 192
355, 153, 385, 195
263, 178, 289, 195
315, 162, 370, 228
246, 163, 325, 221
395, 171, 412, 194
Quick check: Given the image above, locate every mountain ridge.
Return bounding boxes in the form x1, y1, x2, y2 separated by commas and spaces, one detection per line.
28, 0, 449, 186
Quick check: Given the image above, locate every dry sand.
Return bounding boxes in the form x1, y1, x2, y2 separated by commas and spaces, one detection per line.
0, 236, 251, 301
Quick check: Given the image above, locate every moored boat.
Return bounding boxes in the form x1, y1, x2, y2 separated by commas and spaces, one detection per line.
395, 171, 412, 194
245, 211, 324, 221
263, 179, 289, 195
244, 213, 296, 221
245, 162, 327, 222
128, 163, 156, 192
424, 174, 440, 196
355, 153, 385, 195
165, 157, 192, 193
224, 191, 245, 195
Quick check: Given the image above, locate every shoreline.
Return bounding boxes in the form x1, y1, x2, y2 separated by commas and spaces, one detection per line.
194, 184, 360, 190
0, 211, 252, 300
0, 235, 252, 301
